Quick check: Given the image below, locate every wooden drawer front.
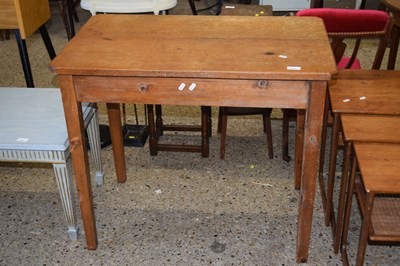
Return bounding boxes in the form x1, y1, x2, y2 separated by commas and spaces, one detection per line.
74, 76, 309, 109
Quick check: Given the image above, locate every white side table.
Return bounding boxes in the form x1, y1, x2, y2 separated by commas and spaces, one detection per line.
80, 0, 177, 15
0, 87, 104, 240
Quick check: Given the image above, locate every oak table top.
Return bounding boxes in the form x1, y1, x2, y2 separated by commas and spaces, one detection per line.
50, 14, 337, 263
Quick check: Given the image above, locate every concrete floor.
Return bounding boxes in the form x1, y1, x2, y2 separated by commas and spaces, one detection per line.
1, 0, 399, 265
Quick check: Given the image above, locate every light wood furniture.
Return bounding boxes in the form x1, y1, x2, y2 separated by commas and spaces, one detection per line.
0, 87, 104, 240
341, 142, 400, 265
324, 70, 400, 253
0, 0, 55, 87
49, 14, 337, 262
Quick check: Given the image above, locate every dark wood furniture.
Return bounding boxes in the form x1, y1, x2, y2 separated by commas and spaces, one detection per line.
218, 4, 273, 160
49, 14, 337, 262
147, 104, 211, 157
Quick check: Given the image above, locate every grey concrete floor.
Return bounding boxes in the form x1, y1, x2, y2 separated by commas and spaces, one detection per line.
1, 0, 400, 265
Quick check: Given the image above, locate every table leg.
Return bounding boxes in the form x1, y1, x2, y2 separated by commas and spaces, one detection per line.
296, 81, 327, 263
106, 103, 127, 183
58, 75, 97, 250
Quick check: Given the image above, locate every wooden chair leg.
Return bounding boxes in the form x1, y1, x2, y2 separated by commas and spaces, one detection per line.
263, 111, 274, 159
155, 104, 163, 136
219, 113, 228, 159
147, 104, 158, 156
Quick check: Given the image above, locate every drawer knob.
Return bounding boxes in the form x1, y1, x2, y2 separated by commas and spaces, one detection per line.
258, 80, 269, 89
139, 83, 148, 92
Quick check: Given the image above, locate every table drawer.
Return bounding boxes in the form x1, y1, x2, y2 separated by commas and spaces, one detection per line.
74, 76, 309, 109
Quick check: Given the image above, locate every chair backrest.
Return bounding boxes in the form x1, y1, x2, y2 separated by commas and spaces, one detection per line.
297, 8, 393, 70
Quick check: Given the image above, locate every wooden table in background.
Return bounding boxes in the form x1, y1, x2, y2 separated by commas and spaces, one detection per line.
50, 14, 337, 263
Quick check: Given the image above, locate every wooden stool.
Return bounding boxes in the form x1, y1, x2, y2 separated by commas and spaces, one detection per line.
341, 142, 400, 265
147, 105, 211, 158
220, 3, 272, 16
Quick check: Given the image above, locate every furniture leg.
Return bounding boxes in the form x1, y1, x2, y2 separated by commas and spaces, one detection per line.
325, 113, 340, 226
333, 141, 352, 254
15, 29, 34, 88
318, 94, 330, 210
106, 103, 126, 183
282, 109, 291, 162
66, 0, 76, 38
263, 111, 274, 159
296, 81, 327, 263
147, 104, 158, 156
155, 104, 164, 136
86, 107, 104, 185
39, 25, 56, 60
53, 161, 78, 240
219, 110, 228, 159
294, 109, 305, 190
340, 153, 357, 263
388, 24, 399, 70
58, 75, 97, 250
201, 106, 210, 158
355, 193, 374, 266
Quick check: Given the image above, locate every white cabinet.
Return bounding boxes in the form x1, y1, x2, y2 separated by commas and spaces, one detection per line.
260, 0, 310, 11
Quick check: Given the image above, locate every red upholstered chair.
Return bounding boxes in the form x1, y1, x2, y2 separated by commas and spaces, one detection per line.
282, 8, 393, 188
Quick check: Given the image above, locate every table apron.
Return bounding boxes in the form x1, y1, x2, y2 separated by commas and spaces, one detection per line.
73, 76, 309, 109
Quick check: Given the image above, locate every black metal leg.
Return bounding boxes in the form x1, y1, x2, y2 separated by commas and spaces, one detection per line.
188, 0, 198, 15
39, 25, 56, 60
15, 29, 34, 88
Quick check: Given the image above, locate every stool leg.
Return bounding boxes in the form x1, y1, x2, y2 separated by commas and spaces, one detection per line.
39, 25, 56, 60
86, 109, 104, 186
15, 29, 34, 88
53, 161, 78, 240
318, 95, 330, 206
